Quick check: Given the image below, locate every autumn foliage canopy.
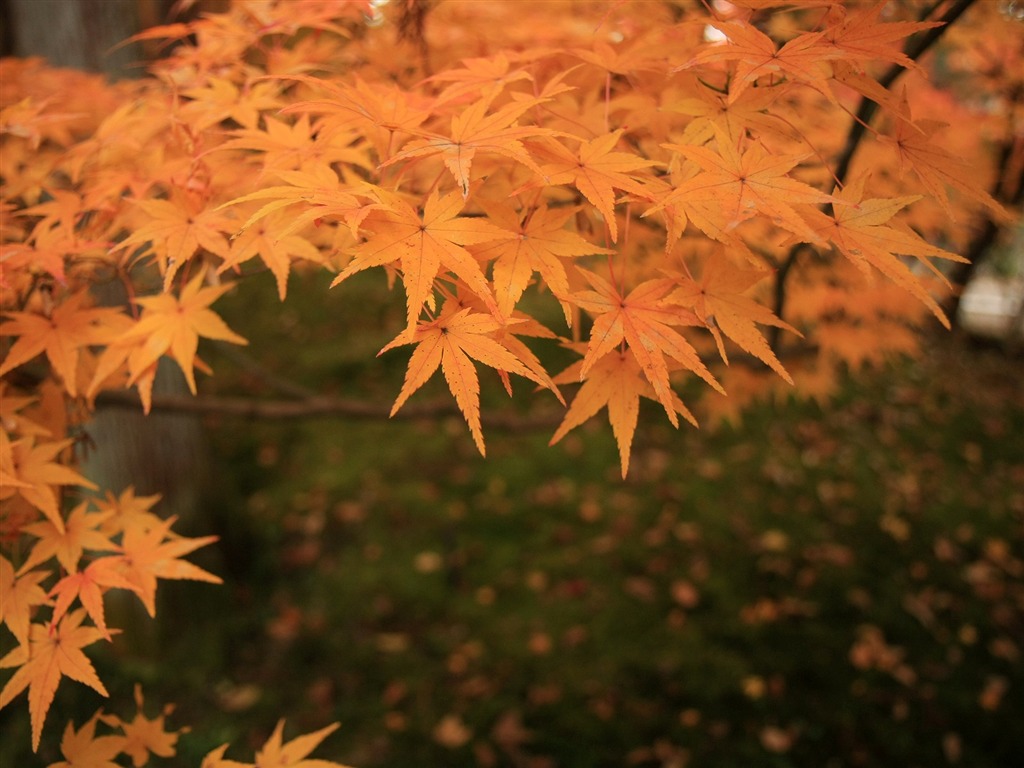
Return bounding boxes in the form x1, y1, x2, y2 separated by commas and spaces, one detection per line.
0, 0, 1021, 763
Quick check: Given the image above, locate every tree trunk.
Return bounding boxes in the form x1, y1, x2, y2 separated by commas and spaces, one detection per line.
7, 0, 146, 78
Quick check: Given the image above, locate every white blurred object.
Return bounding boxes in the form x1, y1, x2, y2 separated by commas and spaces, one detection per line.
958, 274, 1024, 339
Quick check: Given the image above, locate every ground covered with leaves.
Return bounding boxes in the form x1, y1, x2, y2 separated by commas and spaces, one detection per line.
3, 272, 1022, 768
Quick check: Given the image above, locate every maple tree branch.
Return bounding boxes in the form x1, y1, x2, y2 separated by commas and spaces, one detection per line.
769, 0, 979, 352
93, 389, 566, 431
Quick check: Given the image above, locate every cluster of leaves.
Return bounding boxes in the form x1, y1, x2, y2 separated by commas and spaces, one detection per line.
45, 684, 351, 768
0, 0, 1020, 762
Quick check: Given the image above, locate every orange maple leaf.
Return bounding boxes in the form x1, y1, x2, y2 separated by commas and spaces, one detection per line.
572, 268, 722, 426
254, 720, 350, 768
381, 303, 558, 456
649, 137, 839, 244
332, 190, 508, 330
218, 208, 326, 300
667, 259, 799, 383
19, 500, 115, 575
472, 202, 612, 319
0, 291, 126, 397
0, 555, 49, 645
678, 22, 836, 103
49, 556, 141, 641
216, 113, 370, 176
0, 608, 110, 752
221, 168, 379, 242
113, 194, 234, 292
100, 684, 185, 767
117, 517, 221, 617
200, 743, 253, 768
426, 51, 534, 105
282, 75, 432, 162
4, 437, 96, 533
802, 176, 968, 327
180, 77, 283, 131
822, 2, 942, 72
879, 96, 1009, 221
48, 712, 127, 768
551, 348, 697, 478
664, 84, 797, 147
201, 720, 353, 768
382, 92, 551, 197
93, 487, 164, 537
531, 130, 656, 242
114, 270, 247, 399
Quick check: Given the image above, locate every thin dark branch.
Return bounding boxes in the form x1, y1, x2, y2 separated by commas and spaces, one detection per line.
93, 341, 831, 428
770, 0, 979, 351
94, 389, 566, 431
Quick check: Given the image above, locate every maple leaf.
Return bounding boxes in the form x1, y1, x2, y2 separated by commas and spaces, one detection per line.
664, 83, 797, 147
112, 194, 234, 292
0, 555, 49, 646
550, 348, 697, 478
678, 22, 836, 103
0, 608, 110, 752
48, 712, 127, 768
669, 259, 799, 382
282, 75, 433, 162
426, 51, 534, 105
201, 743, 254, 768
382, 92, 551, 197
570, 37, 665, 77
93, 487, 164, 537
0, 384, 50, 438
19, 501, 117, 574
648, 136, 839, 244
5, 437, 97, 533
572, 268, 722, 426
253, 720, 353, 768
822, 2, 942, 72
117, 516, 222, 617
49, 556, 141, 641
801, 176, 968, 327
120, 270, 248, 397
530, 130, 657, 242
879, 96, 1009, 221
100, 684, 186, 768
381, 303, 559, 456
0, 291, 124, 397
218, 208, 326, 300
180, 77, 283, 131
220, 168, 379, 243
217, 113, 370, 175
331, 190, 508, 330
471, 201, 612, 319
0, 429, 32, 501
